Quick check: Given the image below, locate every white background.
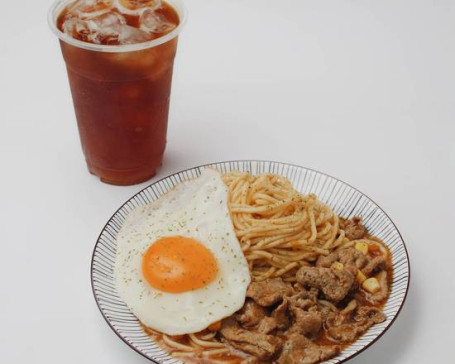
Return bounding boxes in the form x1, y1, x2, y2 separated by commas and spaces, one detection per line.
0, 0, 454, 362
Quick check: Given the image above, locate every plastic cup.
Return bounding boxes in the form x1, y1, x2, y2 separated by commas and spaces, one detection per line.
48, 0, 186, 185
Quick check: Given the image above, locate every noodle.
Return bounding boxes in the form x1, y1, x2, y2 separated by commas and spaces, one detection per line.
146, 171, 374, 363
223, 172, 342, 282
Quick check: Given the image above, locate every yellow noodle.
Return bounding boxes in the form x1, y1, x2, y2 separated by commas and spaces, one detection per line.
171, 351, 197, 357
201, 348, 231, 357
188, 334, 226, 348
162, 335, 196, 352
221, 172, 341, 282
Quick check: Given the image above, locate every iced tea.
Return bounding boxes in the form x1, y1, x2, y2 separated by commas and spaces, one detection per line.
49, 0, 185, 185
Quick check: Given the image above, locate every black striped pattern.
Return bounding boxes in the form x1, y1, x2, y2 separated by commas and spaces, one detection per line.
91, 160, 410, 363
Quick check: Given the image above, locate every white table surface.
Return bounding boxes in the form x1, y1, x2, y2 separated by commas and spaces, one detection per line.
1, 0, 454, 362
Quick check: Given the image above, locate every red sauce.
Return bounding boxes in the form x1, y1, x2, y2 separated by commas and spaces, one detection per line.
142, 326, 246, 363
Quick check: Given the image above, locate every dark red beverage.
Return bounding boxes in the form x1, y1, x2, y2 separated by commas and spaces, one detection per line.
49, 0, 185, 185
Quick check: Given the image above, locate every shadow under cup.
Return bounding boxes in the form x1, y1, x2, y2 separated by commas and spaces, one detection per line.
48, 0, 186, 185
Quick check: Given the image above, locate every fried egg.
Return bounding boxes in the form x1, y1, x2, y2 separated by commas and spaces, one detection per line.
114, 169, 251, 335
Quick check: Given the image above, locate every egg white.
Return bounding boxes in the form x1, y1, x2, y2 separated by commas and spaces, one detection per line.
114, 169, 251, 335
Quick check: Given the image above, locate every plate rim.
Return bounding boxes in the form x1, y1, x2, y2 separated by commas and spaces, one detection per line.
91, 159, 411, 364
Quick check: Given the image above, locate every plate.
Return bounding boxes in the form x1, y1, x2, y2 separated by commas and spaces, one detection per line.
91, 160, 410, 363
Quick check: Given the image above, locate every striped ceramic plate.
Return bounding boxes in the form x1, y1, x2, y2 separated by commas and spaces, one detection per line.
91, 160, 410, 363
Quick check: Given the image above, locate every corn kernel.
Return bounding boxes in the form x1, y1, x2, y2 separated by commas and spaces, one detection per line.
332, 262, 344, 271
362, 277, 380, 293
357, 270, 367, 283
355, 241, 369, 255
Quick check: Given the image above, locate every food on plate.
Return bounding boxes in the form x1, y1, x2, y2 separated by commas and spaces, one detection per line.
114, 169, 392, 363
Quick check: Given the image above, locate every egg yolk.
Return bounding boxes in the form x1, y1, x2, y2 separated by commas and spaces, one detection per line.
142, 236, 218, 293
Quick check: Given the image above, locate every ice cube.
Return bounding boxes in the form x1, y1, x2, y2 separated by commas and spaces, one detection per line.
62, 17, 102, 43
63, 3, 155, 45
62, 18, 78, 36
117, 24, 153, 44
87, 11, 126, 30
77, 12, 127, 44
140, 8, 176, 34
116, 0, 162, 14
67, 0, 114, 19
